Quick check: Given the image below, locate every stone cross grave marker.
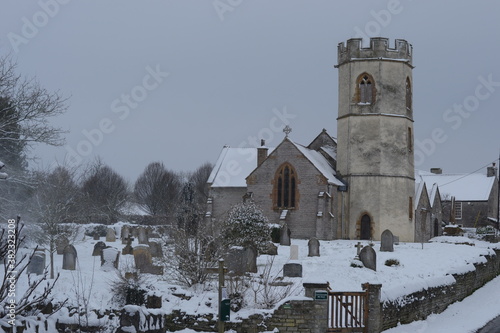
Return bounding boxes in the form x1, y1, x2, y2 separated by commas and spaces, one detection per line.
106, 228, 116, 242
359, 245, 376, 271
122, 238, 134, 255
92, 241, 107, 256
27, 250, 46, 275
280, 223, 291, 246
290, 244, 299, 260
308, 237, 320, 257
380, 229, 394, 252
62, 245, 77, 270
355, 242, 363, 257
101, 247, 120, 270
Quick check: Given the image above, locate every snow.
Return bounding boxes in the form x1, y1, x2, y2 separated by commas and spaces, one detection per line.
5, 225, 500, 332
418, 170, 496, 201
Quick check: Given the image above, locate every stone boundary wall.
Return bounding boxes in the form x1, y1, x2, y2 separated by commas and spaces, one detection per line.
381, 248, 500, 331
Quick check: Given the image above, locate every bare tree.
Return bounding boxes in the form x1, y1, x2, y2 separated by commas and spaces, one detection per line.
81, 159, 129, 224
188, 162, 213, 205
134, 162, 181, 216
29, 166, 81, 279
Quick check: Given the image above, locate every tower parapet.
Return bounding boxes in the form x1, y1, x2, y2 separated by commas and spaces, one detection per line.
337, 37, 412, 67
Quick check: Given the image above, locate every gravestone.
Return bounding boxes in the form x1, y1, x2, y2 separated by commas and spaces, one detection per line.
27, 250, 46, 275
62, 245, 78, 270
245, 246, 257, 273
101, 247, 120, 270
308, 237, 320, 257
290, 244, 299, 260
146, 295, 162, 309
359, 246, 376, 271
138, 227, 149, 245
148, 241, 163, 258
226, 247, 246, 275
106, 228, 116, 242
393, 236, 400, 245
355, 242, 363, 258
261, 242, 278, 256
283, 263, 302, 277
122, 239, 134, 255
121, 226, 130, 244
92, 241, 107, 256
380, 229, 394, 252
133, 245, 152, 270
56, 236, 69, 255
280, 224, 291, 246
93, 233, 100, 241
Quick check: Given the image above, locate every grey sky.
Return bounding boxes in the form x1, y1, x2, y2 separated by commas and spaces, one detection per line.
1, 0, 499, 182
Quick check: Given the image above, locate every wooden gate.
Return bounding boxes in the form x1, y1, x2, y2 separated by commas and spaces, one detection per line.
327, 289, 368, 333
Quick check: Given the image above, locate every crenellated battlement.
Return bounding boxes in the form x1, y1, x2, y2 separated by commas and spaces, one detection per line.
337, 38, 412, 66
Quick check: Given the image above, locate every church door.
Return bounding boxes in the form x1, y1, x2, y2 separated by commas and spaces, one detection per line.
360, 214, 371, 240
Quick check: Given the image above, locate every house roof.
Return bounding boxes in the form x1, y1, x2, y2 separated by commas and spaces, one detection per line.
414, 176, 427, 208
207, 146, 274, 188
418, 170, 496, 201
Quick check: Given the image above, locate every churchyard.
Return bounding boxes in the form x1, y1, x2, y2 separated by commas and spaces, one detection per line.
5, 222, 500, 332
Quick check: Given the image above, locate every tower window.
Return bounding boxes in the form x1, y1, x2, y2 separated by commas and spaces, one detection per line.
406, 77, 412, 111
275, 164, 297, 208
408, 196, 413, 220
407, 127, 413, 152
357, 73, 375, 104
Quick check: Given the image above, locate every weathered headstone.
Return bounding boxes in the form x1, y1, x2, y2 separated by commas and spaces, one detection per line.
261, 242, 278, 256
62, 245, 78, 270
308, 238, 320, 257
106, 228, 116, 242
290, 244, 299, 260
280, 223, 291, 246
359, 246, 376, 271
92, 241, 107, 256
27, 250, 46, 275
380, 229, 394, 252
133, 245, 152, 270
56, 236, 69, 255
146, 295, 162, 309
283, 263, 302, 277
122, 239, 134, 255
138, 227, 149, 245
245, 246, 257, 273
121, 226, 130, 244
101, 247, 120, 270
93, 233, 100, 241
226, 247, 246, 275
393, 236, 400, 245
148, 241, 163, 258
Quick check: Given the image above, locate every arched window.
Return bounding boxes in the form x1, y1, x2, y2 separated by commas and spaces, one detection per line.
275, 164, 297, 208
406, 77, 412, 111
357, 73, 374, 104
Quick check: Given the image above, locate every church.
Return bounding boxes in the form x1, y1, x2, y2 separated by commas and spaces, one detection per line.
206, 38, 424, 242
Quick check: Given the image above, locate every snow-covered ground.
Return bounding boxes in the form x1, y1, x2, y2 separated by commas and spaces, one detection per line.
8, 223, 500, 332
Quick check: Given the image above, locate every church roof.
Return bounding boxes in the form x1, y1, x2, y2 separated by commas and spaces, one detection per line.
418, 170, 495, 201
207, 146, 275, 187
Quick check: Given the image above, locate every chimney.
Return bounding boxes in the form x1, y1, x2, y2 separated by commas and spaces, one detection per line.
257, 139, 268, 167
430, 168, 442, 174
487, 163, 497, 177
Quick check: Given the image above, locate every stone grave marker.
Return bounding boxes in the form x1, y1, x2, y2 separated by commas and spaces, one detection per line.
355, 242, 363, 258
56, 236, 69, 255
133, 245, 152, 270
138, 227, 149, 245
122, 238, 134, 255
148, 241, 163, 258
359, 245, 376, 271
27, 250, 46, 275
393, 236, 400, 245
106, 228, 116, 242
380, 229, 394, 252
93, 233, 100, 241
62, 245, 78, 270
280, 223, 291, 246
226, 246, 246, 275
261, 242, 278, 256
283, 263, 302, 277
92, 241, 107, 256
121, 226, 130, 244
308, 237, 320, 257
101, 247, 120, 270
245, 246, 257, 273
290, 244, 299, 260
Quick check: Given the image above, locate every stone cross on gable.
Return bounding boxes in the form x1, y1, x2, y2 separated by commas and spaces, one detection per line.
283, 125, 292, 137
355, 242, 363, 256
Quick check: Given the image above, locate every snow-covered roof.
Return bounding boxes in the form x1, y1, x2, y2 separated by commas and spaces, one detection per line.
414, 176, 426, 208
208, 146, 275, 187
320, 146, 337, 161
418, 170, 495, 201
290, 140, 344, 186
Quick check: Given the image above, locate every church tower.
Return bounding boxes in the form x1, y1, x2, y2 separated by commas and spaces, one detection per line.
336, 38, 415, 242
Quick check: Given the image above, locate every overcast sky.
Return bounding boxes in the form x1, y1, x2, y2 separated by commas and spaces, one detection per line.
1, 1, 500, 182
